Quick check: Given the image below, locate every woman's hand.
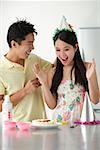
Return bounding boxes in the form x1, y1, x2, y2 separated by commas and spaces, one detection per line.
33, 63, 48, 85
86, 59, 96, 80
86, 59, 100, 104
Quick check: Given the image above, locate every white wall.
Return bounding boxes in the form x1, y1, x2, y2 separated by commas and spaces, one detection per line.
0, 0, 99, 63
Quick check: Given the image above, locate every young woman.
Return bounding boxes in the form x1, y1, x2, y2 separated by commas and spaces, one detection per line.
33, 29, 99, 122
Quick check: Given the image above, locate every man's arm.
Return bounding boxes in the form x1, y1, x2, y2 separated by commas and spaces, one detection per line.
10, 78, 41, 106
39, 57, 52, 71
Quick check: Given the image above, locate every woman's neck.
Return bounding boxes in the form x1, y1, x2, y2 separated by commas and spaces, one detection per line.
63, 65, 74, 81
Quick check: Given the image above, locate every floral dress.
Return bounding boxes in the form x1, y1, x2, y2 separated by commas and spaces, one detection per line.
52, 80, 85, 123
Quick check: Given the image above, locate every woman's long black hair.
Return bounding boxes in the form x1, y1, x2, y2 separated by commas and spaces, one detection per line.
50, 29, 89, 98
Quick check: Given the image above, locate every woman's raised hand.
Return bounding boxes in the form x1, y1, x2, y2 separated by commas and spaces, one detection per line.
86, 59, 96, 80
33, 63, 48, 85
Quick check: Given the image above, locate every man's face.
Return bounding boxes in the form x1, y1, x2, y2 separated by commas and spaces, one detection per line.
15, 33, 35, 59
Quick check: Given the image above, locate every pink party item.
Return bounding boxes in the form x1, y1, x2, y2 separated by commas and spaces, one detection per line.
74, 120, 100, 125
16, 122, 31, 131
4, 121, 16, 129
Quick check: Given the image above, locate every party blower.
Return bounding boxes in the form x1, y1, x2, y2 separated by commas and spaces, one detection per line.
74, 90, 100, 125
80, 91, 95, 123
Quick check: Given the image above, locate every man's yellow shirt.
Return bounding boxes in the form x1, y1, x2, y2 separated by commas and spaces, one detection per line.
0, 54, 51, 121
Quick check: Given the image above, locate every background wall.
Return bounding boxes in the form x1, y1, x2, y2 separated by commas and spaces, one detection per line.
0, 0, 100, 62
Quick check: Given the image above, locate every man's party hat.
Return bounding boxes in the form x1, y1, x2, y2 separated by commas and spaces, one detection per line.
80, 92, 95, 122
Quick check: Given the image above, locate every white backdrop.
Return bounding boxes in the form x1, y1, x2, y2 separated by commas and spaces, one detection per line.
0, 0, 100, 62
78, 27, 100, 79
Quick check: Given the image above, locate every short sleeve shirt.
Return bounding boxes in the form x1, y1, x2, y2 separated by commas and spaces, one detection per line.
0, 54, 51, 121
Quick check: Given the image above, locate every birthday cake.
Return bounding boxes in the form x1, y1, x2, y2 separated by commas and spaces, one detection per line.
32, 119, 53, 126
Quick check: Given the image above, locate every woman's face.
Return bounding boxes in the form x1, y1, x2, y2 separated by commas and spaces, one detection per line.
55, 39, 77, 66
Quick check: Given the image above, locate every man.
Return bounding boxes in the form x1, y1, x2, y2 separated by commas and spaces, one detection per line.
0, 20, 51, 121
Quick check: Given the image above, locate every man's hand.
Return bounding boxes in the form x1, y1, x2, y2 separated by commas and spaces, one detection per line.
0, 95, 4, 112
0, 95, 4, 101
24, 78, 41, 94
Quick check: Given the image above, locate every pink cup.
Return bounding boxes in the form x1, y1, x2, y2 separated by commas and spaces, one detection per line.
16, 122, 31, 131
4, 121, 16, 129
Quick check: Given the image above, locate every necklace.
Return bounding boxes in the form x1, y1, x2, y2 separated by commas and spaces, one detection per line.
69, 81, 74, 89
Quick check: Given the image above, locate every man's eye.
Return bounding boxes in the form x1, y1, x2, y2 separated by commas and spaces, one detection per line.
65, 49, 69, 51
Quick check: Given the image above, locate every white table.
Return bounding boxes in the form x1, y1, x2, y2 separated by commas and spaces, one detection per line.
0, 112, 100, 150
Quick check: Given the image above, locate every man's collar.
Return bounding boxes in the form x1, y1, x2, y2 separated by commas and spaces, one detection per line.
2, 56, 23, 69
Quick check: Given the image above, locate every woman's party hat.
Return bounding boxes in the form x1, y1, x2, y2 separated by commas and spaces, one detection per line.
59, 16, 73, 31
80, 91, 95, 122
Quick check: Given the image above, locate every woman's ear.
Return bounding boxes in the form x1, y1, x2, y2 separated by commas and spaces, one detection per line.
75, 43, 79, 52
